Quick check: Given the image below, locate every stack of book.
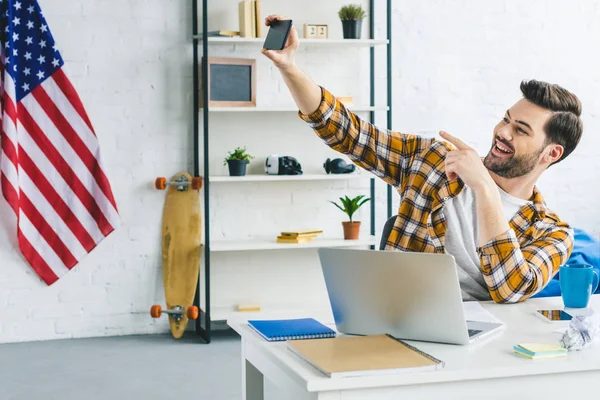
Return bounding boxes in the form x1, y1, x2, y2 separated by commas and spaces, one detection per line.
513, 343, 568, 360
276, 230, 323, 244
238, 0, 262, 38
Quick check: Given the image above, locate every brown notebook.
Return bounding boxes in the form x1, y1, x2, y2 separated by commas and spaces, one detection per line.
287, 334, 444, 378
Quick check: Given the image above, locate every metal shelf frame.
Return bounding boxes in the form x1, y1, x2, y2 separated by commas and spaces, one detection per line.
192, 0, 393, 343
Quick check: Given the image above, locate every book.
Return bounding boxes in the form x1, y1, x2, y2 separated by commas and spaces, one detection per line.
276, 236, 312, 244
513, 343, 568, 359
248, 318, 336, 342
238, 1, 253, 38
280, 230, 323, 237
197, 30, 240, 39
250, 0, 256, 38
254, 0, 262, 38
287, 334, 444, 378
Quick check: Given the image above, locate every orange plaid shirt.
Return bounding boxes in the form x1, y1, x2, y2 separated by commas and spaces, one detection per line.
299, 87, 574, 303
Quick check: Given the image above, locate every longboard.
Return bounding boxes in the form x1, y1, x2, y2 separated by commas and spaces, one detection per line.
150, 172, 203, 339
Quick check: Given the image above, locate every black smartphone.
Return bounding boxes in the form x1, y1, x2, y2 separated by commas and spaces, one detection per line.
263, 19, 293, 50
536, 309, 573, 321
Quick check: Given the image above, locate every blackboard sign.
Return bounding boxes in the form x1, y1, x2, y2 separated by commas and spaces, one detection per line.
204, 57, 256, 107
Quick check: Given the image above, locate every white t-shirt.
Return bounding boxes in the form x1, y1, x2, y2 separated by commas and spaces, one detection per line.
443, 185, 532, 301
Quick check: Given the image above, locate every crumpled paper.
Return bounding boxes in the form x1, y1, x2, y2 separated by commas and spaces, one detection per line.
559, 311, 600, 351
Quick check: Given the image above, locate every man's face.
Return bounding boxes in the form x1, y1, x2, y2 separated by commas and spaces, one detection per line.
483, 99, 554, 178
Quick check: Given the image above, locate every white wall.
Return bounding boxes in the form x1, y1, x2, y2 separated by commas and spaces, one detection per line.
1, 0, 599, 343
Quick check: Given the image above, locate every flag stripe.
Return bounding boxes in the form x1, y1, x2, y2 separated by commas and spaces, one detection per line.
17, 229, 59, 285
22, 90, 120, 230
18, 189, 77, 269
17, 146, 97, 252
17, 103, 114, 236
16, 121, 106, 242
0, 173, 18, 214
18, 210, 69, 282
34, 81, 118, 211
51, 68, 94, 134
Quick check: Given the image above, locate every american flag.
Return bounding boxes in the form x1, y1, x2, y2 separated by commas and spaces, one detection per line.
0, 0, 119, 285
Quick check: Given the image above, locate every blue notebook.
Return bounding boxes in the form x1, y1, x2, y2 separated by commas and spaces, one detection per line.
248, 318, 336, 342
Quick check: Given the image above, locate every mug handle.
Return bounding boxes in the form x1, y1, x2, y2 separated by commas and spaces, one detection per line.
592, 270, 600, 294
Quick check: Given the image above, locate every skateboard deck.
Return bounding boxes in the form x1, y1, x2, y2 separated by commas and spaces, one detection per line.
150, 172, 203, 339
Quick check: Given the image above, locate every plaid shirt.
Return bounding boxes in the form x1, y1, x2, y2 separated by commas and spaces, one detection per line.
299, 87, 574, 303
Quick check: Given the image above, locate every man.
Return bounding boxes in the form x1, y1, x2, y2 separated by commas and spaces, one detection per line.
261, 16, 583, 303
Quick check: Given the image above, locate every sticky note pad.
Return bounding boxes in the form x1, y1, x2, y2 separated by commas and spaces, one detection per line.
514, 343, 567, 359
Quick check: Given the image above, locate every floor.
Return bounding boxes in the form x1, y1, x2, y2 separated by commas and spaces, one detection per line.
0, 329, 259, 400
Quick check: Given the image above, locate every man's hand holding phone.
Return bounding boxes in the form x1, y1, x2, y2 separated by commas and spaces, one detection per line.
261, 15, 299, 71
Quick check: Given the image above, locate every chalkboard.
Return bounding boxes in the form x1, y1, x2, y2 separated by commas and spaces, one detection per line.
205, 57, 256, 107
210, 64, 251, 101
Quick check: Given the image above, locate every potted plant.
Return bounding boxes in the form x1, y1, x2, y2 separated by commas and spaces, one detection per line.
338, 4, 366, 39
329, 195, 371, 240
224, 146, 254, 176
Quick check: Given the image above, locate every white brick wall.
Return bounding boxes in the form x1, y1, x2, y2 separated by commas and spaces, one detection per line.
0, 0, 598, 343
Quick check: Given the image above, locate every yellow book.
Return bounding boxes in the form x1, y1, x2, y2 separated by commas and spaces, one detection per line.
280, 230, 323, 237
249, 0, 256, 38
238, 1, 252, 38
287, 334, 444, 378
276, 236, 312, 244
254, 0, 262, 38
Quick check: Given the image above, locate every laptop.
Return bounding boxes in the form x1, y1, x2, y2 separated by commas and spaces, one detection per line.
317, 248, 504, 345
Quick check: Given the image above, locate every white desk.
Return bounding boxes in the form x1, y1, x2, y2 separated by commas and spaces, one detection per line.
228, 295, 600, 400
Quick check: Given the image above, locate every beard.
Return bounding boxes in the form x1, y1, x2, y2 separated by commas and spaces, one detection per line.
483, 139, 546, 179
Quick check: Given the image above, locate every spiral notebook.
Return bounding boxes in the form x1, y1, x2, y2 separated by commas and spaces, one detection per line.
287, 334, 445, 378
248, 318, 336, 342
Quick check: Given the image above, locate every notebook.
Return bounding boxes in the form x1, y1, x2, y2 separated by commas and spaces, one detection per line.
287, 334, 445, 378
513, 343, 568, 359
248, 318, 336, 342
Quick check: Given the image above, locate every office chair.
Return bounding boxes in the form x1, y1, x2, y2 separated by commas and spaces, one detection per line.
379, 215, 398, 250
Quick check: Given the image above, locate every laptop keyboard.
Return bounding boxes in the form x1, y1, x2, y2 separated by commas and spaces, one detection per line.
468, 329, 483, 337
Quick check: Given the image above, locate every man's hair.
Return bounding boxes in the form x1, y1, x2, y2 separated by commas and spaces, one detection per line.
520, 79, 583, 164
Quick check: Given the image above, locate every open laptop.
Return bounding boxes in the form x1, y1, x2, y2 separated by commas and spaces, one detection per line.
317, 248, 504, 345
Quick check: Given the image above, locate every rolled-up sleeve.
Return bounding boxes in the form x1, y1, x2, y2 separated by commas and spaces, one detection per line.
298, 86, 433, 189
477, 223, 574, 303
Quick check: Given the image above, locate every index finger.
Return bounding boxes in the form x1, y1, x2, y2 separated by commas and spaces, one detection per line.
439, 130, 470, 150
265, 15, 289, 26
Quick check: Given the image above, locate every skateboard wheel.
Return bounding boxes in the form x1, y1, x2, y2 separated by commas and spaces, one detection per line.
155, 177, 167, 190
187, 306, 199, 320
191, 177, 203, 190
150, 305, 162, 318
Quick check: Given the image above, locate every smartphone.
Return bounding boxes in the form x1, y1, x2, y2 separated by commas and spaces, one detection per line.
263, 19, 293, 50
536, 309, 573, 321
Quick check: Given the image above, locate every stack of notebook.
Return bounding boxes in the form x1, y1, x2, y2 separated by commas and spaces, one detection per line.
513, 343, 568, 359
276, 230, 323, 244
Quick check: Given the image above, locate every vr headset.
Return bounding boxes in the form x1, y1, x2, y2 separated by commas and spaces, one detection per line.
265, 155, 303, 175
323, 158, 356, 174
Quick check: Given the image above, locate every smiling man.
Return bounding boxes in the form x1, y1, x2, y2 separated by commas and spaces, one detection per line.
261, 16, 583, 303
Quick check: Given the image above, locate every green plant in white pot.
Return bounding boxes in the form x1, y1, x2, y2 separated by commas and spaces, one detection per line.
224, 146, 254, 176
338, 4, 366, 39
329, 195, 371, 239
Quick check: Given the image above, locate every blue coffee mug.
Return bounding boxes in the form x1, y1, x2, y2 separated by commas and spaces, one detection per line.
560, 263, 599, 308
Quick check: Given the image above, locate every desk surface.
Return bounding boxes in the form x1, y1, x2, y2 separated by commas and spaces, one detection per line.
228, 295, 600, 393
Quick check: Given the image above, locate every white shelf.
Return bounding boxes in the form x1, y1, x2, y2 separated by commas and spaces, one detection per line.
209, 235, 377, 252
211, 305, 333, 323
194, 37, 389, 47
202, 105, 388, 113
209, 173, 371, 183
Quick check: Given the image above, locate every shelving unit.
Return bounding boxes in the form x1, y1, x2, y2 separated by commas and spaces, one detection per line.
193, 36, 388, 47
209, 173, 368, 182
193, 0, 393, 343
210, 236, 378, 252
203, 105, 389, 112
